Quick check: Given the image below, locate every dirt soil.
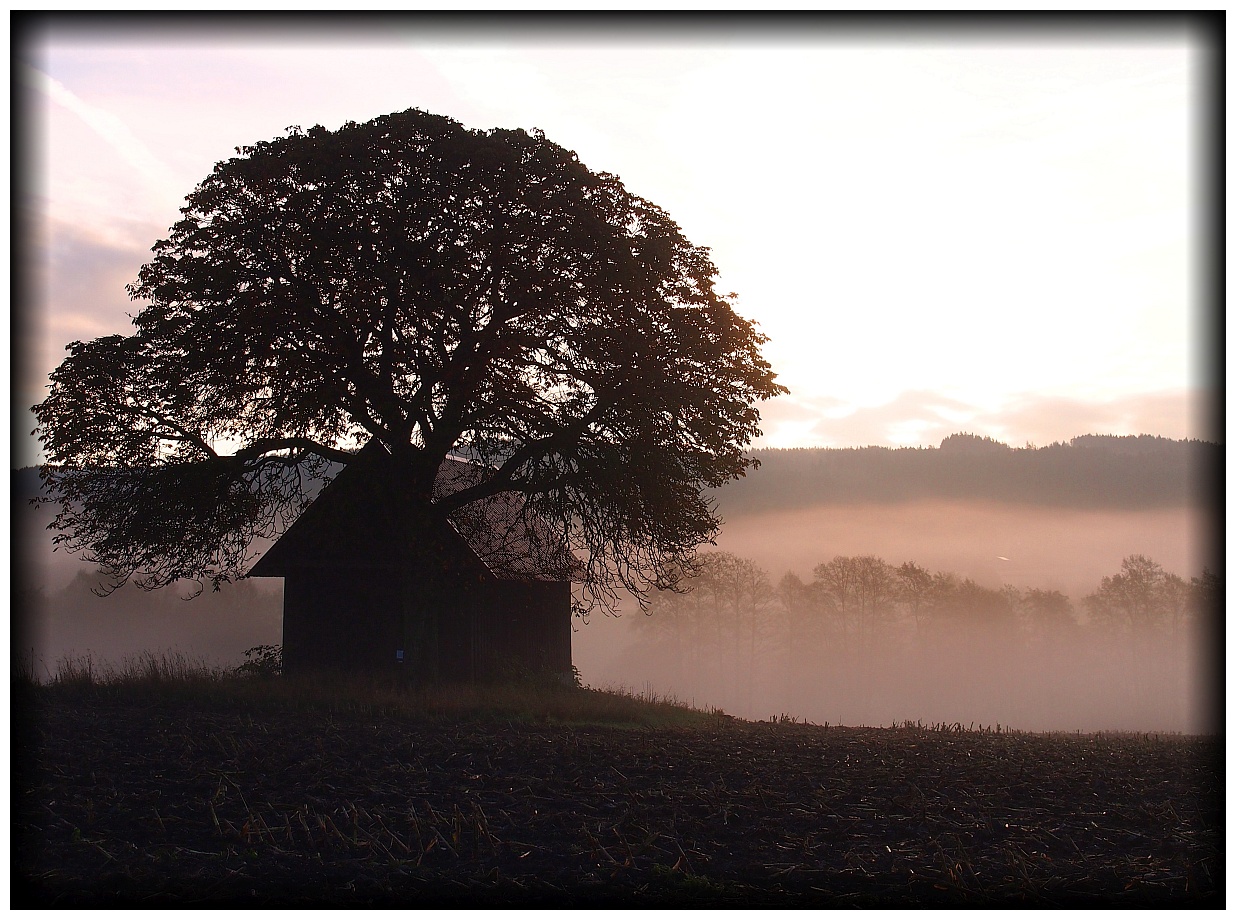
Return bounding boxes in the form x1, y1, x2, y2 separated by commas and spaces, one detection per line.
13, 690, 1223, 908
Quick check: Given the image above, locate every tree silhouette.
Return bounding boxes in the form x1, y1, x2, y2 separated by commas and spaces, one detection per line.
1083, 554, 1172, 632
812, 555, 899, 646
32, 109, 785, 620
1017, 587, 1077, 643
1189, 568, 1221, 629
895, 560, 934, 632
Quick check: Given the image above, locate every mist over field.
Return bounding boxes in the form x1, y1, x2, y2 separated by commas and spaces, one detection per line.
15, 437, 1221, 735
572, 500, 1217, 735
568, 438, 1222, 734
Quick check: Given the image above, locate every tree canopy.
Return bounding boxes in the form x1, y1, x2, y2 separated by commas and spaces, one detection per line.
33, 109, 785, 611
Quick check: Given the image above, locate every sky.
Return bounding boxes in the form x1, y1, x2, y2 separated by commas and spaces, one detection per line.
13, 16, 1219, 467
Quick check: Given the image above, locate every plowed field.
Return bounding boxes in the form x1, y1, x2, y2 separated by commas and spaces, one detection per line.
14, 691, 1222, 908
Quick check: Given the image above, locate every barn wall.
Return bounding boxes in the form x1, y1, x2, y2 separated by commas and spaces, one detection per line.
282, 567, 403, 676
470, 580, 572, 681
435, 591, 480, 682
280, 567, 572, 682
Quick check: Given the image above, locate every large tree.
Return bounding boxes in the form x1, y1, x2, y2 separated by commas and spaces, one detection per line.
33, 109, 785, 620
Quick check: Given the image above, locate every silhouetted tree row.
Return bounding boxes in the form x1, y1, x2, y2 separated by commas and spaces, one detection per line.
632, 550, 1219, 717
713, 434, 1220, 514
648, 549, 1215, 648
1083, 553, 1215, 637
16, 430, 1216, 550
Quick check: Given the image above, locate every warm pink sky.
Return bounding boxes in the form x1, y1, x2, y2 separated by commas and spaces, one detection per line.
14, 17, 1219, 465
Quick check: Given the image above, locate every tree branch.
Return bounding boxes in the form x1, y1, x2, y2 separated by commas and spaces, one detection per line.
233, 437, 355, 466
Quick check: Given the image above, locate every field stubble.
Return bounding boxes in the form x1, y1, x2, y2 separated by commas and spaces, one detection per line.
13, 664, 1222, 908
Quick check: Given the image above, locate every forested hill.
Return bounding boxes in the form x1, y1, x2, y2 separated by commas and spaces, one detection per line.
13, 433, 1220, 518
713, 434, 1222, 514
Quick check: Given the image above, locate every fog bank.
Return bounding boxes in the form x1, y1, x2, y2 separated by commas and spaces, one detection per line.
572, 501, 1218, 734
17, 496, 1219, 734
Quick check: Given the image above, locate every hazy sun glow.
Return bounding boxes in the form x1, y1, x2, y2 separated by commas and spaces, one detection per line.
15, 19, 1213, 464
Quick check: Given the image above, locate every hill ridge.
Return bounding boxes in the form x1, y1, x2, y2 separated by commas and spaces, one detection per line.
715, 433, 1219, 514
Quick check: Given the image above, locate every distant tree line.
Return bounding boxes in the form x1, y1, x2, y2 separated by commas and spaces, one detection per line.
631, 549, 1219, 726
640, 550, 1215, 657
713, 434, 1221, 514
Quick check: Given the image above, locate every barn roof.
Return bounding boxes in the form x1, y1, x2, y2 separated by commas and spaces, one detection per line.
248, 442, 579, 583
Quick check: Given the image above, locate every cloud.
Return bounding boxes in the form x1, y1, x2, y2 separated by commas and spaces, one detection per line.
20, 63, 184, 206
971, 390, 1215, 446
41, 216, 148, 329
753, 393, 851, 448
756, 388, 1213, 450
805, 390, 980, 449
20, 218, 149, 451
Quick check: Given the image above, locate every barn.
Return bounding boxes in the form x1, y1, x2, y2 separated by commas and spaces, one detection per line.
248, 442, 578, 682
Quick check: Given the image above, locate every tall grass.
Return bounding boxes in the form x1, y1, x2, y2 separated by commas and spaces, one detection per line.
15, 649, 728, 729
